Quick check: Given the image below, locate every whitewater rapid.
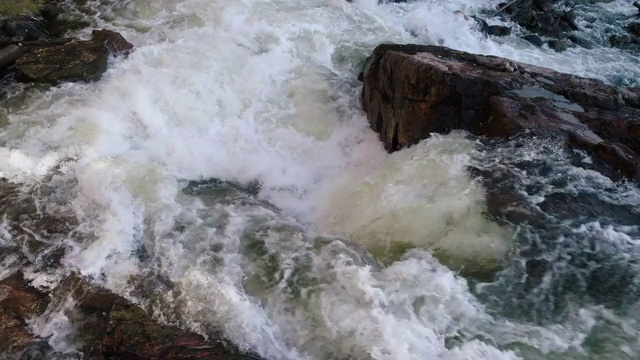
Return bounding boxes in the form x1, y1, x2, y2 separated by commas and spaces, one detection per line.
1, 0, 640, 359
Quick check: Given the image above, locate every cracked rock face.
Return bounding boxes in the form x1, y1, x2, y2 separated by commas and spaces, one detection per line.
360, 44, 640, 181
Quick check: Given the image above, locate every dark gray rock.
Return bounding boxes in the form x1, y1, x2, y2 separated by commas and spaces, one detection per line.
2, 21, 44, 41
488, 25, 512, 36
627, 22, 640, 37
472, 16, 512, 37
609, 34, 640, 49
524, 34, 544, 46
547, 39, 568, 51
568, 34, 593, 48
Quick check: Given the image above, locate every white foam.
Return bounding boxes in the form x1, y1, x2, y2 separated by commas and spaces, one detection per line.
1, 0, 636, 358
0, 147, 61, 182
27, 295, 82, 355
317, 132, 511, 271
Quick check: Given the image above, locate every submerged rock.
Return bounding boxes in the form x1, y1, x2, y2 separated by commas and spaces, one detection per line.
360, 44, 640, 180
609, 34, 640, 50
0, 179, 265, 360
0, 269, 263, 359
523, 34, 544, 46
627, 22, 640, 37
0, 0, 91, 41
546, 39, 568, 51
488, 24, 512, 36
15, 29, 133, 83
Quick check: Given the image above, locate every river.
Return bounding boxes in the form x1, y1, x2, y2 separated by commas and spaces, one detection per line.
1, 0, 640, 359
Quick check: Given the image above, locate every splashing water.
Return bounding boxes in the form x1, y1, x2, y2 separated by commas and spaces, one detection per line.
1, 0, 640, 359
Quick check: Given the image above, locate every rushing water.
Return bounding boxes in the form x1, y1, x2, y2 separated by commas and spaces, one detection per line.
1, 0, 640, 359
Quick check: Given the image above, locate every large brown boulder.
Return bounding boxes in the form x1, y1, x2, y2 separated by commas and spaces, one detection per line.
361, 44, 640, 180
15, 29, 133, 83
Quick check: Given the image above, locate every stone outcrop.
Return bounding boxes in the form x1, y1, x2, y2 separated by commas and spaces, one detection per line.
14, 29, 133, 83
360, 44, 640, 181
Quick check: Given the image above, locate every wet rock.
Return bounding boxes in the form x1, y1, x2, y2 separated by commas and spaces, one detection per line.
560, 10, 579, 31
523, 34, 544, 46
2, 21, 45, 41
609, 34, 640, 49
472, 16, 512, 37
91, 29, 134, 57
0, 44, 23, 70
547, 39, 568, 51
488, 24, 512, 36
0, 267, 265, 359
492, 1, 590, 49
567, 34, 593, 48
0, 272, 50, 354
627, 22, 640, 37
14, 29, 133, 84
0, 0, 91, 41
360, 44, 640, 181
0, 180, 264, 359
103, 303, 262, 360
472, 16, 490, 34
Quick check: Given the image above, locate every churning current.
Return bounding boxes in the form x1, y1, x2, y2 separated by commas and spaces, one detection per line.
1, 0, 640, 359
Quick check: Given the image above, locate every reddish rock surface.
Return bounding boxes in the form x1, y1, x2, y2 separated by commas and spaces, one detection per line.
102, 302, 260, 360
0, 273, 49, 353
361, 44, 640, 180
0, 269, 264, 359
15, 28, 133, 84
0, 180, 264, 360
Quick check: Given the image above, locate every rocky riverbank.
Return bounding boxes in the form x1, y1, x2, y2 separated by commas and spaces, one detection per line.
0, 2, 264, 358
0, 179, 264, 359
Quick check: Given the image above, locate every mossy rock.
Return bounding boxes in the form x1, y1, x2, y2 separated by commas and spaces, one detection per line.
366, 240, 503, 282
109, 306, 179, 344
0, 0, 42, 18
